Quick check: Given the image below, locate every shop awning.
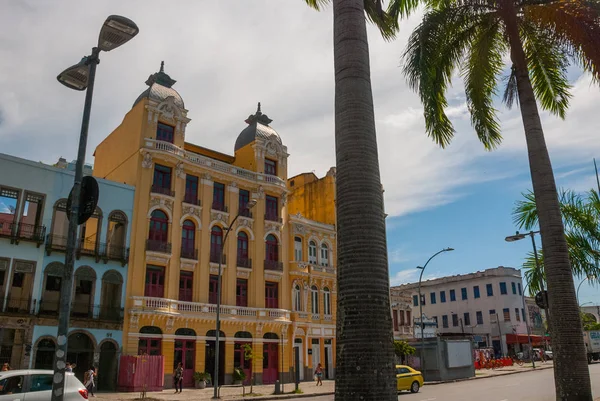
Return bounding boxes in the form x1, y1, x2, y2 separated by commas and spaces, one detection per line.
505, 334, 550, 345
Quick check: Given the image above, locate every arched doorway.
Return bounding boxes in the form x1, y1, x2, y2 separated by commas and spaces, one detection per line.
174, 328, 196, 387
34, 338, 56, 369
98, 341, 118, 392
263, 333, 279, 384
100, 270, 123, 320
234, 331, 252, 385
205, 330, 225, 386
67, 332, 95, 383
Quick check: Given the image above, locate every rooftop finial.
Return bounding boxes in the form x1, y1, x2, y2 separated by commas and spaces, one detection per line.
245, 102, 272, 125
257, 102, 261, 114
160, 61, 165, 73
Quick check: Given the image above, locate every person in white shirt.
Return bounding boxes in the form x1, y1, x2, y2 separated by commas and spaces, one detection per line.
84, 366, 96, 397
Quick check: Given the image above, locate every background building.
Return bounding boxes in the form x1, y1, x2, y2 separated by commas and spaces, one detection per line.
92, 64, 337, 388
390, 289, 413, 340
392, 267, 536, 357
0, 153, 134, 390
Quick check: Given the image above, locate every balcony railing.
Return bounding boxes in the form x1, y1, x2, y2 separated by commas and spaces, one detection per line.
77, 239, 100, 260
237, 257, 252, 268
312, 313, 321, 320
38, 300, 124, 322
15, 222, 46, 244
45, 234, 68, 254
144, 139, 287, 189
264, 213, 282, 223
264, 260, 283, 271
239, 208, 253, 218
210, 252, 226, 264
183, 193, 202, 206
181, 246, 198, 260
151, 185, 175, 197
131, 296, 291, 321
146, 239, 172, 254
0, 221, 15, 237
212, 202, 228, 212
1, 298, 33, 314
99, 243, 130, 266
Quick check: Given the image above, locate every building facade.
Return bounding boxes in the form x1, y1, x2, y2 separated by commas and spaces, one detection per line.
392, 267, 531, 356
390, 289, 414, 340
92, 64, 337, 387
0, 153, 134, 390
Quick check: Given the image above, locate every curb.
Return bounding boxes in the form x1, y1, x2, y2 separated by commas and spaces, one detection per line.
223, 392, 335, 401
425, 364, 554, 386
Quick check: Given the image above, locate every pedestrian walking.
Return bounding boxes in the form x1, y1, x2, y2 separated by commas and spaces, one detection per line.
84, 366, 96, 397
1, 363, 10, 371
173, 362, 183, 393
314, 363, 323, 386
65, 362, 72, 372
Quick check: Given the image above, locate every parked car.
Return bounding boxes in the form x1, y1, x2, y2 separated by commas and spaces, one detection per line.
544, 350, 553, 360
0, 369, 88, 400
395, 365, 424, 393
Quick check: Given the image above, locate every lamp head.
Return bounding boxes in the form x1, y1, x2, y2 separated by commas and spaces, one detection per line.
57, 57, 90, 90
505, 231, 526, 242
98, 15, 139, 52
445, 247, 455, 252
416, 266, 424, 270
246, 199, 258, 210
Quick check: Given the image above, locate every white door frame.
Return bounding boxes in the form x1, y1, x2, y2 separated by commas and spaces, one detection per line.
294, 344, 304, 380
324, 343, 333, 378
311, 343, 321, 379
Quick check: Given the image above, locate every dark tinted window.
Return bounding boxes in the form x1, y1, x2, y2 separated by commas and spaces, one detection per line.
30, 374, 54, 392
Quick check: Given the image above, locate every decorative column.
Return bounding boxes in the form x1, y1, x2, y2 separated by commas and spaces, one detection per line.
162, 339, 175, 388
225, 340, 235, 385
195, 338, 206, 374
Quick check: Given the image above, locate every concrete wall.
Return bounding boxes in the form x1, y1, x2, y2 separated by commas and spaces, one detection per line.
411, 338, 475, 382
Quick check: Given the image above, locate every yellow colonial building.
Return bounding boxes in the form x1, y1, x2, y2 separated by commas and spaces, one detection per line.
92, 64, 337, 387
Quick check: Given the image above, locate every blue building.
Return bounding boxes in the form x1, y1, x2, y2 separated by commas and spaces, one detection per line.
0, 153, 134, 390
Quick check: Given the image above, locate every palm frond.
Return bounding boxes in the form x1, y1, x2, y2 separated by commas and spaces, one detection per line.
304, 0, 329, 10
512, 190, 539, 230
502, 66, 519, 109
402, 5, 493, 148
387, 0, 421, 20
462, 21, 505, 149
522, 253, 545, 295
521, 23, 572, 118
524, 0, 600, 82
365, 0, 400, 40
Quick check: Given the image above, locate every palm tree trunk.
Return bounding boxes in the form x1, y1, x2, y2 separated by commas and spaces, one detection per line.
332, 0, 396, 399
501, 2, 592, 399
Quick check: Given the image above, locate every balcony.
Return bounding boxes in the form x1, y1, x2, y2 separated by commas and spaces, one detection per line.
239, 208, 253, 218
76, 239, 100, 260
151, 185, 175, 197
143, 139, 287, 189
146, 239, 172, 254
212, 202, 228, 213
393, 326, 414, 338
210, 252, 226, 264
1, 298, 33, 315
99, 243, 130, 266
2, 222, 46, 246
264, 213, 282, 223
183, 193, 202, 206
264, 260, 283, 271
237, 257, 252, 269
45, 234, 68, 255
181, 246, 198, 260
37, 300, 124, 322
312, 313, 321, 321
0, 221, 15, 238
131, 296, 291, 322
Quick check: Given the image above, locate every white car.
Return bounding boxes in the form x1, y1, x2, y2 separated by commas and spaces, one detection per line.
0, 369, 88, 400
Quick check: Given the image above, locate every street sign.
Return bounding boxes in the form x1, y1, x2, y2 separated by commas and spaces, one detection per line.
535, 291, 548, 309
66, 176, 99, 225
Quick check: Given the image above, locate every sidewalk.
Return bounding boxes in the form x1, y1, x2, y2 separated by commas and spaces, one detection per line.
95, 380, 335, 401
427, 360, 554, 385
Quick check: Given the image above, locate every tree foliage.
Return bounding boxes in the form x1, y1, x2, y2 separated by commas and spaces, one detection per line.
513, 189, 600, 295
393, 340, 416, 363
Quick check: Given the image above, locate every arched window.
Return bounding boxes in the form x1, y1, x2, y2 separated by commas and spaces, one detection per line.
320, 244, 329, 267
80, 207, 102, 254
210, 226, 223, 263
100, 270, 123, 320
237, 231, 249, 267
181, 220, 196, 259
293, 284, 302, 311
149, 210, 168, 242
107, 211, 128, 259
323, 287, 331, 316
294, 237, 303, 261
311, 285, 319, 314
309, 241, 317, 264
265, 234, 279, 262
175, 328, 196, 337
72, 266, 96, 318
50, 199, 69, 248
138, 326, 162, 356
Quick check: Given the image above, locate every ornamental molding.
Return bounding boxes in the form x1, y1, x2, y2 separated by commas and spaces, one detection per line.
182, 204, 202, 220
149, 195, 174, 212
265, 221, 283, 233
210, 265, 225, 275
265, 273, 283, 282
211, 211, 229, 224
289, 271, 310, 277
176, 162, 185, 178
180, 259, 197, 271
281, 192, 288, 206
141, 152, 153, 168
146, 252, 171, 265
237, 216, 254, 230
236, 268, 251, 279
166, 316, 175, 332
129, 313, 140, 330
293, 224, 305, 234
252, 186, 265, 200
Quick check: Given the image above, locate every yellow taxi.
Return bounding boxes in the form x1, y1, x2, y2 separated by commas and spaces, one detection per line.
395, 365, 424, 393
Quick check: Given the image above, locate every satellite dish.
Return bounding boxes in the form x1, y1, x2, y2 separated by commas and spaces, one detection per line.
66, 176, 100, 225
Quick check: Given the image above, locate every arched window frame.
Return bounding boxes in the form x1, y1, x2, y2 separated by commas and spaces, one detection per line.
210, 225, 223, 263
320, 243, 329, 267
294, 236, 303, 262
149, 209, 169, 242
323, 287, 331, 316
308, 241, 317, 264
311, 285, 319, 314
265, 234, 279, 262
181, 219, 196, 259
293, 284, 302, 312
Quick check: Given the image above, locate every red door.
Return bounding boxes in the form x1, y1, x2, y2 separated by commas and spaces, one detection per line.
265, 282, 278, 309
234, 342, 252, 385
174, 340, 195, 387
179, 272, 193, 302
262, 343, 278, 384
145, 266, 165, 298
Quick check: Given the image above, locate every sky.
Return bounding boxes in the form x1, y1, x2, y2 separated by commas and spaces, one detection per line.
1, 1, 599, 304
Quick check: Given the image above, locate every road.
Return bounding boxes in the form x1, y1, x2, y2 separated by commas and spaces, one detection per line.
292, 363, 600, 401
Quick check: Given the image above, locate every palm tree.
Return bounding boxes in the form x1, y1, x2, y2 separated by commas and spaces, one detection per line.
402, 0, 600, 398
304, 1, 410, 399
514, 189, 600, 295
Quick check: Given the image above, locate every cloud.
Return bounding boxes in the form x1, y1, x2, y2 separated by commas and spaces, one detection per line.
0, 2, 599, 220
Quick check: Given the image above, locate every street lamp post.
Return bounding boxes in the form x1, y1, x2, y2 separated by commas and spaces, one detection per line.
53, 16, 138, 401
520, 282, 535, 368
417, 247, 454, 375
213, 199, 257, 399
